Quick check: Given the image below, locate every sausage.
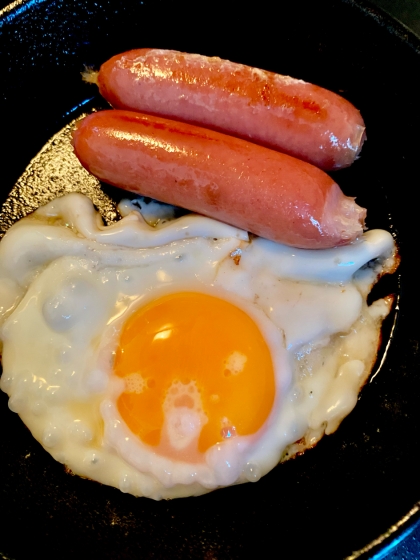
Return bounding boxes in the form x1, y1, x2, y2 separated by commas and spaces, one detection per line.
93, 49, 366, 171
72, 110, 366, 249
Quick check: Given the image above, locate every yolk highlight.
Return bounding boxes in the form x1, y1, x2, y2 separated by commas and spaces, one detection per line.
114, 292, 275, 460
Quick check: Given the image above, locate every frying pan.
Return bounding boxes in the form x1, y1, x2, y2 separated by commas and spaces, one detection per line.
1, 0, 419, 558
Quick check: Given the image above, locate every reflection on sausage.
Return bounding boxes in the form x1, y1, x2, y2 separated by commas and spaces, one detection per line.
73, 110, 366, 249
91, 49, 366, 171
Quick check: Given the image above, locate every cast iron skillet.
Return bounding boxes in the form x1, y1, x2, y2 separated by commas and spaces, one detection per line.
1, 0, 419, 558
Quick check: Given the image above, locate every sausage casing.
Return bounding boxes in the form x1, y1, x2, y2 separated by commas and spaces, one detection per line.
73, 110, 365, 249
96, 49, 366, 171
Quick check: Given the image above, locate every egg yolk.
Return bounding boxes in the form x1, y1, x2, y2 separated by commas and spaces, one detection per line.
114, 292, 275, 461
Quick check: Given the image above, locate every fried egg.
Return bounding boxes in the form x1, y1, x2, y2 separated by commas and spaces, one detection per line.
0, 193, 397, 499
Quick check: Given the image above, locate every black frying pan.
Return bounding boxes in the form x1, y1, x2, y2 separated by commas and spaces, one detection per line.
1, 1, 419, 558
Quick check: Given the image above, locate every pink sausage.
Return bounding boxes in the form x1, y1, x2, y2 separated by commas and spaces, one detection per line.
73, 110, 365, 249
95, 49, 366, 171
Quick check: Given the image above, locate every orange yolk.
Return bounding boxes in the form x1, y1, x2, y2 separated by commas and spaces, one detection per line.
114, 292, 275, 461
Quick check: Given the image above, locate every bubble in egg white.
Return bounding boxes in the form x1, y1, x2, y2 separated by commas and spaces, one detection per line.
8, 395, 25, 414
243, 462, 262, 482
42, 424, 62, 448
0, 193, 398, 500
0, 373, 13, 392
119, 473, 132, 493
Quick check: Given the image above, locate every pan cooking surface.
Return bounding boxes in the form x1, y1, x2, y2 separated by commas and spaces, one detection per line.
1, 0, 419, 558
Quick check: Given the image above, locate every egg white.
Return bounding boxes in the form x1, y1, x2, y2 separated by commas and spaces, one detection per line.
0, 193, 397, 499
